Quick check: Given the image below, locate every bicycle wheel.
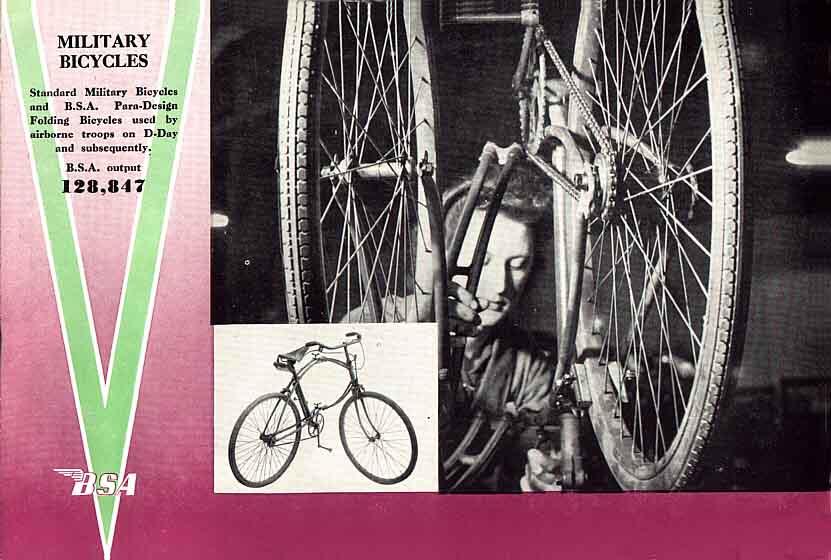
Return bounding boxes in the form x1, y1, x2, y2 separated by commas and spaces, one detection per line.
228, 393, 301, 488
339, 391, 418, 484
278, 0, 440, 323
561, 0, 748, 490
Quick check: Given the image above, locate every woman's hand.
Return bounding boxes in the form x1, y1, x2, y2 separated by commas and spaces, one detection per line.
520, 448, 563, 492
341, 282, 485, 336
447, 282, 484, 337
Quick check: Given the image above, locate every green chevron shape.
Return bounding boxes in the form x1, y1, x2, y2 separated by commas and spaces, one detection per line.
4, 0, 201, 556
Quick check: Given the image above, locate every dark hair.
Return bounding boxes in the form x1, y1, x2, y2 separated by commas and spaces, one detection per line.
443, 161, 552, 243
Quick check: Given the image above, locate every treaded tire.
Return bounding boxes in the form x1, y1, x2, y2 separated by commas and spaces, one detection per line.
277, 0, 440, 323
576, 0, 750, 491
278, 0, 326, 323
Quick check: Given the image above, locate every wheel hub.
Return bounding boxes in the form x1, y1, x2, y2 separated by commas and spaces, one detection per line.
592, 152, 620, 221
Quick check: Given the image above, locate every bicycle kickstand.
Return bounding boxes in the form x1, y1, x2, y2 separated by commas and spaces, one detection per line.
316, 434, 332, 453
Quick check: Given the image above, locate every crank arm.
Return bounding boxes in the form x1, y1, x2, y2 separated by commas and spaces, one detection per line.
526, 151, 581, 201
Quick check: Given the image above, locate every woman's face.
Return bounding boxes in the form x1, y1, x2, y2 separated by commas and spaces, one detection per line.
457, 209, 535, 328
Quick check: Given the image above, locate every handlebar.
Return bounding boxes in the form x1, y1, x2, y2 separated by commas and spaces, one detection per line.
304, 333, 362, 352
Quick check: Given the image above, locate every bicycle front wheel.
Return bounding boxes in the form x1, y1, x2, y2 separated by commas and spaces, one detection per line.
228, 393, 301, 488
278, 0, 440, 323
566, 0, 749, 490
339, 391, 418, 484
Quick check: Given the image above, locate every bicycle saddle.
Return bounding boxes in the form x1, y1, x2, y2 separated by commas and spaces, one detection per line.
276, 345, 310, 369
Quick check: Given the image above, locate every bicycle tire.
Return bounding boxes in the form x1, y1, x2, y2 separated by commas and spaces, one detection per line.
339, 391, 418, 485
228, 393, 301, 488
278, 0, 441, 323
545, 0, 749, 490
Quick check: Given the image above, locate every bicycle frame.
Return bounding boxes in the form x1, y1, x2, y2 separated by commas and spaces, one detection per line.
278, 350, 362, 423
267, 346, 394, 459
432, 0, 603, 404
435, 0, 604, 490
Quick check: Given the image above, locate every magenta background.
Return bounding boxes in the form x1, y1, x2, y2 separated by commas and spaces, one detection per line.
0, 2, 829, 559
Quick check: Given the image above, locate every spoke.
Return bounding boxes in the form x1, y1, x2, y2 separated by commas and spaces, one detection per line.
668, 193, 702, 368
623, 164, 712, 203
346, 184, 354, 315
349, 6, 372, 151
321, 73, 404, 176
662, 44, 702, 161
323, 39, 349, 148
329, 186, 351, 321
344, 4, 400, 156
312, 1, 433, 323
381, 180, 408, 320
615, 228, 649, 455
355, 195, 394, 317
617, 216, 703, 350
325, 180, 405, 293
626, 172, 710, 257
652, 71, 707, 141
604, 2, 697, 172
662, 197, 709, 298
619, 0, 663, 165
596, 233, 637, 292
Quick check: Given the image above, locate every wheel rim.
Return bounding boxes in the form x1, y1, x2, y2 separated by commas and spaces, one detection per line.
314, 0, 437, 323
232, 397, 298, 486
577, 0, 723, 483
342, 396, 414, 482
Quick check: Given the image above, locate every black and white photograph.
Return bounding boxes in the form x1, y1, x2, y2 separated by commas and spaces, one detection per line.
214, 323, 438, 492
212, 0, 831, 493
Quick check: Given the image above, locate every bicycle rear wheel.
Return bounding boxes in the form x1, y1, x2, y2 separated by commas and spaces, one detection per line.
565, 0, 749, 490
278, 0, 440, 323
339, 391, 418, 484
228, 393, 301, 488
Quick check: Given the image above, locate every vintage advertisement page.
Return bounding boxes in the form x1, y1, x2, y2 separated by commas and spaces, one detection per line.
1, 1, 210, 556
1, 0, 830, 558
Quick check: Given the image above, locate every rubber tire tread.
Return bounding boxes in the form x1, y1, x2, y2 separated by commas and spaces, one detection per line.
672, 0, 751, 490
278, 0, 327, 323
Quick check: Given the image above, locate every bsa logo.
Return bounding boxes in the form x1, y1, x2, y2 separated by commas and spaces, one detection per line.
54, 468, 137, 496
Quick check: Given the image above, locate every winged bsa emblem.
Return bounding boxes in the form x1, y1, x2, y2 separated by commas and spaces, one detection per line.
53, 468, 137, 497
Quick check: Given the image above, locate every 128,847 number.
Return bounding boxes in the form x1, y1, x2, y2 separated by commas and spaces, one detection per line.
62, 179, 145, 194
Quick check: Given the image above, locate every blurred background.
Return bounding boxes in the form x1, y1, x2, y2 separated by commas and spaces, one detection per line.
211, 0, 831, 491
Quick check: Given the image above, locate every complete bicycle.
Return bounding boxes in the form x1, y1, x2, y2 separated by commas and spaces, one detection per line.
228, 332, 419, 487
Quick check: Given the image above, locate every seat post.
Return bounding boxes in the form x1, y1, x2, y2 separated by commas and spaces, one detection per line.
293, 374, 311, 419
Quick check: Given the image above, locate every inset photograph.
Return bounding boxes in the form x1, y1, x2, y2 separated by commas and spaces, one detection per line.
214, 323, 438, 493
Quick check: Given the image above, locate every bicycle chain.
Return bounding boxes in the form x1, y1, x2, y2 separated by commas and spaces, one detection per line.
536, 26, 613, 157
536, 26, 619, 219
